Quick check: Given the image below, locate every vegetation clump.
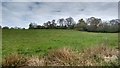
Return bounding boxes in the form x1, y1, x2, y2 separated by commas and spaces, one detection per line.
2, 46, 118, 67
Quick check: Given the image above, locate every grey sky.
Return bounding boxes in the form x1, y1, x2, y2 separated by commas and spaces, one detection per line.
1, 2, 119, 28
1, 0, 120, 2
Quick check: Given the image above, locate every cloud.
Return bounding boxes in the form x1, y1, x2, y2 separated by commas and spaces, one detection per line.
1, 0, 120, 2
0, 2, 2, 25
2, 2, 118, 28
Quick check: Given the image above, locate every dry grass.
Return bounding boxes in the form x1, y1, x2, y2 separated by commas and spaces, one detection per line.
26, 56, 44, 66
2, 54, 27, 68
44, 47, 81, 66
2, 45, 119, 67
43, 46, 119, 66
81, 45, 119, 66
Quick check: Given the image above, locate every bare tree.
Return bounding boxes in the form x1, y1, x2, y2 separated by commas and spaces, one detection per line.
75, 19, 87, 31
86, 17, 102, 31
51, 19, 57, 28
65, 17, 76, 29
29, 23, 37, 29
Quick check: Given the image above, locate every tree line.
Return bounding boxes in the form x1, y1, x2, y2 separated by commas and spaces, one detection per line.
28, 17, 120, 33
1, 17, 120, 33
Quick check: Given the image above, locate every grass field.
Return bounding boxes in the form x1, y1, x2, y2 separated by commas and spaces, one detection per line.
2, 29, 118, 58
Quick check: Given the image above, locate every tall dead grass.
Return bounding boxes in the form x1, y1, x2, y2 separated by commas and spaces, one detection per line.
81, 45, 119, 66
44, 47, 81, 66
2, 45, 119, 67
2, 54, 27, 68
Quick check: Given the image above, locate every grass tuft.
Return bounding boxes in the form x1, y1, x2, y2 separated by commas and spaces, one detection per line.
2, 54, 27, 68
44, 47, 80, 66
2, 45, 119, 66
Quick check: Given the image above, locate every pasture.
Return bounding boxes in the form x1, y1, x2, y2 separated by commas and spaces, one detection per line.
2, 29, 118, 58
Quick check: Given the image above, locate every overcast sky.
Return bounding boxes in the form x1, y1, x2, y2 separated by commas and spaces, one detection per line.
1, 2, 119, 28
1, 0, 120, 2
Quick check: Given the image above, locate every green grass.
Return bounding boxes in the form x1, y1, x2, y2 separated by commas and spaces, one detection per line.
0, 29, 2, 64
2, 29, 118, 58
